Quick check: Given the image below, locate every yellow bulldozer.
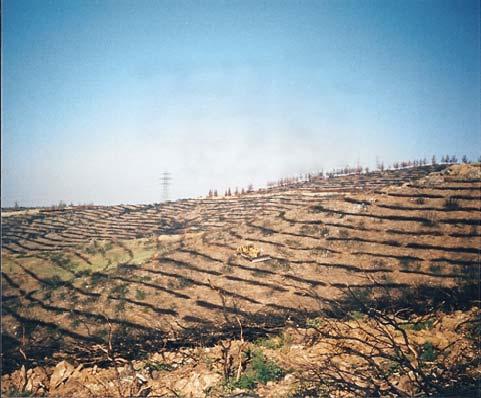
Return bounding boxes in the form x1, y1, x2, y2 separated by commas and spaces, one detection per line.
236, 244, 270, 262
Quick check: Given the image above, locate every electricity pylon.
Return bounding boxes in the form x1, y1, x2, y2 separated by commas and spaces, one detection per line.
160, 171, 172, 202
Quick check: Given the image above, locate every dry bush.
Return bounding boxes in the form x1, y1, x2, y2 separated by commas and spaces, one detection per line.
290, 287, 480, 397
415, 196, 426, 205
421, 211, 438, 227
444, 196, 460, 210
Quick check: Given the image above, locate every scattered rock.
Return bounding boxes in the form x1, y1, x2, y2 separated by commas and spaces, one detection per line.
25, 367, 49, 395
136, 373, 148, 384
173, 371, 221, 398
49, 360, 75, 390
395, 374, 417, 396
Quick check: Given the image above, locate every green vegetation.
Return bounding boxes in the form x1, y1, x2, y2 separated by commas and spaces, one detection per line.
420, 342, 438, 362
254, 336, 284, 350
76, 270, 91, 277
306, 318, 323, 328
110, 283, 129, 298
90, 272, 108, 285
228, 349, 285, 390
348, 310, 364, 320
144, 361, 174, 372
115, 300, 126, 313
412, 319, 435, 331
47, 253, 76, 273
81, 238, 157, 271
401, 318, 435, 331
135, 289, 146, 300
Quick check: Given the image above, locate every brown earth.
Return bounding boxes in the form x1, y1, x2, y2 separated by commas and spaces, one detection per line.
1, 164, 480, 397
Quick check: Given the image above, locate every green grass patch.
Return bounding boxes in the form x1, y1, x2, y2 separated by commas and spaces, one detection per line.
401, 318, 434, 331
2, 255, 72, 280
254, 336, 283, 350
420, 342, 438, 362
348, 310, 365, 320
75, 238, 156, 272
227, 349, 285, 390
144, 361, 174, 372
306, 318, 323, 328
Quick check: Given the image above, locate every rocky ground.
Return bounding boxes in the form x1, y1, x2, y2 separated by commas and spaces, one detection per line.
2, 308, 479, 397
2, 163, 480, 397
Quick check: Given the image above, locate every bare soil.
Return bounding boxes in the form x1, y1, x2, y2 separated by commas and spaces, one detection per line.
1, 164, 480, 397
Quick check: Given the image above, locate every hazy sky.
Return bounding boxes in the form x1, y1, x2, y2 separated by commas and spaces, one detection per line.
2, 0, 480, 206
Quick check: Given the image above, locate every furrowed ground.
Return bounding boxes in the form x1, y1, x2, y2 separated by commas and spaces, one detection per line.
1, 164, 480, 397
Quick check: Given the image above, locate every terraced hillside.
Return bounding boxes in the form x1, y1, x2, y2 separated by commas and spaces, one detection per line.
1, 164, 480, 397
1, 165, 448, 254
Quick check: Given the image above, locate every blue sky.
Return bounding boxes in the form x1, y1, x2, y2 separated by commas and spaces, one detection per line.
2, 0, 480, 206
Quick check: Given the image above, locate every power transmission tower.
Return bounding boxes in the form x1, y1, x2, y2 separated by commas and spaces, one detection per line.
160, 171, 172, 202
